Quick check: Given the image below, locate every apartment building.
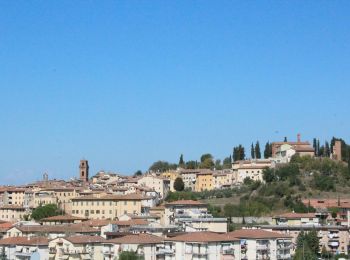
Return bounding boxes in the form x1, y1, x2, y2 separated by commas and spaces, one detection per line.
164, 200, 227, 232
229, 229, 292, 260
179, 169, 197, 191
161, 171, 180, 192
0, 205, 31, 222
2, 188, 26, 206
195, 170, 213, 192
262, 224, 349, 255
164, 231, 240, 260
137, 175, 170, 199
232, 159, 273, 184
71, 194, 143, 219
102, 233, 164, 260
0, 237, 49, 260
49, 235, 105, 259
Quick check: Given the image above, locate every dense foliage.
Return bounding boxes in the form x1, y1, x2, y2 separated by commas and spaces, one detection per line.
31, 204, 63, 221
173, 177, 185, 191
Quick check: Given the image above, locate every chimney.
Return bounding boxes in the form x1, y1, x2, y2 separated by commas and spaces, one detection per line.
297, 133, 301, 143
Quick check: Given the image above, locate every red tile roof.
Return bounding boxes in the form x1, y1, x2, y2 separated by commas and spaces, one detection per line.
105, 233, 163, 244
165, 200, 205, 206
0, 236, 49, 246
165, 232, 239, 242
229, 229, 291, 239
65, 235, 106, 244
41, 214, 87, 222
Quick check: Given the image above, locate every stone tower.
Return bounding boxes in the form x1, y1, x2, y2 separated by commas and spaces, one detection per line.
79, 160, 89, 182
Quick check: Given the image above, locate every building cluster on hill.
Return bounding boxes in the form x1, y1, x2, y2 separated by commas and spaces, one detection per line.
0, 136, 346, 259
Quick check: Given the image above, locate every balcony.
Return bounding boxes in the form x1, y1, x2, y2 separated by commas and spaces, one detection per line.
156, 248, 175, 255
328, 241, 339, 247
277, 254, 291, 259
256, 244, 269, 251
222, 248, 235, 255
102, 249, 113, 255
328, 233, 339, 239
192, 247, 208, 256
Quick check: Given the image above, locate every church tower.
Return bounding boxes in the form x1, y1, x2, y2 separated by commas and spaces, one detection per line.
79, 160, 89, 182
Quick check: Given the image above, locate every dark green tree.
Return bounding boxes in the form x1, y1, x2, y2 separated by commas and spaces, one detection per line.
149, 161, 177, 172
317, 139, 320, 156
262, 168, 276, 183
284, 136, 288, 142
173, 177, 185, 191
134, 170, 142, 177
251, 143, 255, 159
186, 160, 197, 169
233, 145, 245, 161
325, 141, 330, 157
31, 204, 63, 221
313, 138, 317, 156
264, 142, 272, 159
255, 141, 261, 159
178, 154, 185, 167
223, 156, 232, 169
306, 229, 320, 255
119, 251, 140, 260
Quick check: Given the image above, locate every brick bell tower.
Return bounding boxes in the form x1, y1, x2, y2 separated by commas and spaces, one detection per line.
79, 159, 89, 182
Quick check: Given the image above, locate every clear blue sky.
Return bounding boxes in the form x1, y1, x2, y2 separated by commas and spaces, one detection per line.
1, 1, 349, 184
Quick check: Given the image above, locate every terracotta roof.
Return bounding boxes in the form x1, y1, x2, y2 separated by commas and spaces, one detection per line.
0, 205, 27, 210
14, 224, 98, 233
41, 214, 87, 222
166, 232, 239, 242
0, 236, 49, 246
165, 200, 205, 206
81, 219, 148, 227
274, 212, 316, 219
72, 193, 145, 201
229, 229, 291, 239
65, 235, 106, 244
105, 233, 163, 244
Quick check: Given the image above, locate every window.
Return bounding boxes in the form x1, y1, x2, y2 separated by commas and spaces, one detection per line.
133, 201, 136, 206
124, 201, 127, 205
91, 210, 94, 214
96, 210, 100, 214
97, 202, 99, 206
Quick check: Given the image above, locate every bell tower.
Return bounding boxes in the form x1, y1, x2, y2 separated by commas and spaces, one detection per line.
79, 159, 89, 182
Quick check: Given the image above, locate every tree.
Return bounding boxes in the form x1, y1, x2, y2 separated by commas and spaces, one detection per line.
317, 139, 320, 156
149, 161, 177, 172
325, 141, 330, 157
284, 136, 288, 142
178, 154, 185, 167
223, 156, 232, 169
306, 229, 319, 255
186, 160, 197, 169
134, 170, 142, 177
214, 159, 223, 170
199, 154, 214, 169
313, 138, 317, 156
255, 141, 261, 159
233, 145, 245, 161
251, 143, 255, 159
119, 251, 139, 260
262, 168, 276, 183
173, 177, 185, 191
31, 204, 63, 221
264, 142, 272, 159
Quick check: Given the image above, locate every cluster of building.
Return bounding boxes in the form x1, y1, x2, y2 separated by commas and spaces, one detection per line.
0, 136, 346, 259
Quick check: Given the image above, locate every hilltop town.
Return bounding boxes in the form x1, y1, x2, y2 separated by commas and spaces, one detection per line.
0, 135, 349, 260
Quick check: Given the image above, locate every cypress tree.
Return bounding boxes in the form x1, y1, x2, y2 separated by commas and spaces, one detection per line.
251, 143, 255, 159
179, 154, 185, 166
313, 138, 317, 156
255, 141, 261, 159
